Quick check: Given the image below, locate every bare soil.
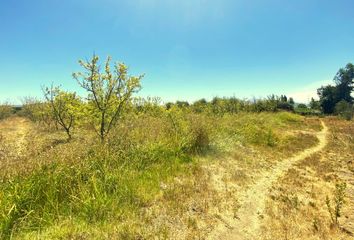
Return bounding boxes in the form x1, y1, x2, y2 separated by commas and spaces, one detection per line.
208, 120, 329, 239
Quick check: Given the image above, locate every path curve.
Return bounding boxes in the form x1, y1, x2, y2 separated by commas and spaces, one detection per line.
217, 120, 328, 240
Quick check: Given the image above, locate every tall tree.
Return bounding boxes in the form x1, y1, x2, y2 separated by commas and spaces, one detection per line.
73, 55, 143, 142
317, 63, 354, 114
317, 85, 337, 114
333, 63, 354, 103
280, 95, 288, 102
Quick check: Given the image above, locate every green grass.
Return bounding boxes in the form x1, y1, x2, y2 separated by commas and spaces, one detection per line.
0, 111, 313, 239
0, 142, 195, 239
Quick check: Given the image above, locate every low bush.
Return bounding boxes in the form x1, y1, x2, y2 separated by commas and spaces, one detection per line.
335, 100, 353, 120
188, 125, 210, 154
0, 104, 13, 120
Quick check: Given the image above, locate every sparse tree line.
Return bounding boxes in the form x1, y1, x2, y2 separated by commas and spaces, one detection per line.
1, 59, 353, 140
15, 55, 144, 141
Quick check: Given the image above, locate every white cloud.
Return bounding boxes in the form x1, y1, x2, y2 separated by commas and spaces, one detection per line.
287, 79, 333, 103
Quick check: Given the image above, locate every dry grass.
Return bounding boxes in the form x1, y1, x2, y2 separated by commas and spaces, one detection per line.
1, 113, 352, 239
135, 114, 323, 239
260, 118, 354, 240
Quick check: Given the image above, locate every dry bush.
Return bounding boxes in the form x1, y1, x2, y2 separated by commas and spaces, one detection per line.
0, 104, 13, 120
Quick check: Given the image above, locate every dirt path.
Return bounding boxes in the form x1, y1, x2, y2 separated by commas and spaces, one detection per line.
0, 117, 32, 158
214, 120, 329, 240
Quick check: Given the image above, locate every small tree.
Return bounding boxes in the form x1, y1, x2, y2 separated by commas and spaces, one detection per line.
20, 97, 55, 128
43, 85, 80, 140
309, 97, 321, 110
73, 55, 143, 142
334, 63, 354, 104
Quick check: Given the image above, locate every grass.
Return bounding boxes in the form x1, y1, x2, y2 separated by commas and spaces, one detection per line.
0, 111, 340, 239
1, 140, 194, 239
261, 118, 353, 240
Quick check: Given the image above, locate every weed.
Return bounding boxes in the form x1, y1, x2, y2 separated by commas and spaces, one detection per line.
313, 217, 320, 232
325, 182, 347, 226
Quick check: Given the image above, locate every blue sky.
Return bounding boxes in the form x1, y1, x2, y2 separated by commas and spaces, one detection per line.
1, 0, 354, 103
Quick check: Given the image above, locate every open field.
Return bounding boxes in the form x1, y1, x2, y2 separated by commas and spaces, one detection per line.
0, 113, 353, 239
2, 1, 354, 239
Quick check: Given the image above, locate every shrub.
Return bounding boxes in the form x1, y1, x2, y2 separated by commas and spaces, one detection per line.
188, 125, 210, 154
266, 129, 278, 147
297, 103, 308, 109
277, 101, 294, 111
237, 123, 279, 147
19, 97, 55, 128
43, 85, 81, 140
334, 100, 353, 120
0, 104, 13, 120
165, 108, 211, 154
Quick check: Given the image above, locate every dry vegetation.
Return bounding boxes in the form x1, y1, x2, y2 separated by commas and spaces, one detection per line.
260, 118, 354, 240
0, 111, 353, 240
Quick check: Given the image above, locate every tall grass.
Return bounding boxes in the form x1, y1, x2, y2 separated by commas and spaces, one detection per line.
0, 104, 13, 120
0, 111, 307, 239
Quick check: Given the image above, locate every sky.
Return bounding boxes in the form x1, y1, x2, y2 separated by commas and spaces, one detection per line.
1, 0, 354, 104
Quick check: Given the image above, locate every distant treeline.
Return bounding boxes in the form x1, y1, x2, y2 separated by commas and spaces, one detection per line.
1, 94, 311, 120
161, 95, 313, 115
0, 61, 353, 126
160, 62, 354, 119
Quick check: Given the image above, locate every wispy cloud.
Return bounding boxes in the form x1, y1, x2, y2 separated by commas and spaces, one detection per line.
287, 79, 333, 103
